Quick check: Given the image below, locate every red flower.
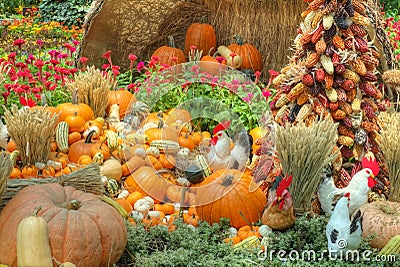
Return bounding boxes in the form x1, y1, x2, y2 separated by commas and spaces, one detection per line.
13, 39, 25, 48
102, 50, 112, 60
19, 96, 36, 107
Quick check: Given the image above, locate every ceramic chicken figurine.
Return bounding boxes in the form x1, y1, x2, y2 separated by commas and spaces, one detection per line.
326, 192, 363, 257
207, 120, 252, 172
318, 153, 379, 216
261, 175, 295, 231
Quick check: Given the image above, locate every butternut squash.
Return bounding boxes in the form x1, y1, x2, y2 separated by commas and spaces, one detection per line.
217, 45, 242, 69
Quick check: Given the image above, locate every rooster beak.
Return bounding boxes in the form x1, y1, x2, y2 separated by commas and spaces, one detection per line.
277, 196, 282, 202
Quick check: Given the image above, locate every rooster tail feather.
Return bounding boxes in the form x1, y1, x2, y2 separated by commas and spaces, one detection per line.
350, 210, 362, 234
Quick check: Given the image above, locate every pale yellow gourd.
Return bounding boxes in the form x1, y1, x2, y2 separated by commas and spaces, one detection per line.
17, 207, 53, 267
100, 158, 123, 181
217, 45, 242, 69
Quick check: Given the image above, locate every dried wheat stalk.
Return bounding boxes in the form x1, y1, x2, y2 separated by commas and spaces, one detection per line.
378, 111, 400, 202
275, 115, 338, 213
4, 105, 59, 165
0, 152, 13, 200
0, 163, 103, 211
65, 66, 112, 117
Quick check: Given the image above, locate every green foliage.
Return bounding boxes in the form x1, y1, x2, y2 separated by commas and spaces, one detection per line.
38, 0, 92, 27
381, 0, 400, 14
118, 214, 390, 267
0, 0, 40, 17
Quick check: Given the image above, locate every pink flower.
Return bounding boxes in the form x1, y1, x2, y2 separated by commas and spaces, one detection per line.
102, 50, 113, 66
137, 61, 145, 71
102, 64, 110, 70
36, 39, 44, 47
262, 90, 272, 97
73, 40, 80, 46
129, 54, 137, 70
79, 57, 88, 64
13, 39, 25, 49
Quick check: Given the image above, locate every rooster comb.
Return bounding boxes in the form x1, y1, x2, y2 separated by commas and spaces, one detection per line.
361, 152, 379, 176
213, 120, 231, 135
276, 175, 293, 197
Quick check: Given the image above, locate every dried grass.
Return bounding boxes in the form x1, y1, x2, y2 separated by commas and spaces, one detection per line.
275, 115, 338, 213
3, 105, 59, 165
65, 66, 112, 118
378, 111, 400, 202
0, 163, 103, 211
0, 152, 13, 200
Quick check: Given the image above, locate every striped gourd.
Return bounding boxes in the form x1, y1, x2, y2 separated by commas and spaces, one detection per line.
125, 133, 148, 144
233, 236, 261, 251
99, 195, 129, 219
150, 140, 180, 154
92, 152, 104, 165
105, 130, 119, 150
10, 150, 21, 166
55, 121, 69, 153
195, 154, 211, 177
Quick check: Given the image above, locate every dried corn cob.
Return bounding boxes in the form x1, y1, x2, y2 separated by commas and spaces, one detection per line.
343, 69, 361, 84
352, 12, 370, 26
320, 54, 334, 74
295, 103, 312, 122
323, 14, 334, 30
326, 88, 338, 102
351, 98, 362, 113
297, 93, 310, 105
305, 53, 321, 68
332, 35, 345, 50
338, 135, 354, 147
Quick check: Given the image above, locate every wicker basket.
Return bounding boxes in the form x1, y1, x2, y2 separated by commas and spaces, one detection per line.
0, 152, 13, 201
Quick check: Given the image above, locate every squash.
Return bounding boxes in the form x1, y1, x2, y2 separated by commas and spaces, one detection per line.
152, 36, 186, 66
0, 183, 127, 267
195, 169, 266, 228
106, 89, 136, 119
217, 46, 242, 69
100, 158, 123, 181
68, 130, 99, 163
121, 155, 146, 176
17, 207, 53, 267
184, 22, 217, 58
55, 121, 70, 153
227, 35, 263, 72
359, 201, 400, 249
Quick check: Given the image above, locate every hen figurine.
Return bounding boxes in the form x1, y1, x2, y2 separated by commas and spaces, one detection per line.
326, 192, 363, 257
318, 153, 379, 216
261, 175, 295, 231
207, 121, 252, 172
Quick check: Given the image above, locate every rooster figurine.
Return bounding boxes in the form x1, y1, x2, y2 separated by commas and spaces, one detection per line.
326, 192, 363, 257
207, 120, 252, 171
261, 175, 295, 231
318, 153, 379, 216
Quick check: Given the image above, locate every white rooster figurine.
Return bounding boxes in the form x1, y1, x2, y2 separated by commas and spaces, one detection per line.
326, 192, 363, 257
318, 153, 379, 216
207, 120, 251, 172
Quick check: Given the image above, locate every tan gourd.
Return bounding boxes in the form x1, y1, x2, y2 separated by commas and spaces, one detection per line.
17, 207, 53, 267
100, 158, 123, 181
217, 46, 242, 69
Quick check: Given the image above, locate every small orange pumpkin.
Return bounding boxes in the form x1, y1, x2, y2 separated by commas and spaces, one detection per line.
145, 155, 163, 170
152, 36, 186, 66
227, 36, 263, 72
178, 132, 195, 151
21, 164, 38, 179
65, 112, 86, 133
159, 153, 176, 169
126, 191, 144, 207
106, 89, 136, 119
237, 225, 261, 241
9, 167, 23, 179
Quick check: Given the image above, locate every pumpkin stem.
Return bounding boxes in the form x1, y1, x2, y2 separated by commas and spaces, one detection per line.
221, 175, 235, 187
85, 129, 95, 143
61, 199, 81, 210
33, 206, 42, 216
233, 35, 244, 46
239, 211, 254, 232
157, 119, 164, 129
168, 36, 176, 48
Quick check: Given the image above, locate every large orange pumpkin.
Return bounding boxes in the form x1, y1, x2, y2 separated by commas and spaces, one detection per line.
56, 93, 95, 122
195, 169, 266, 229
106, 89, 136, 119
0, 183, 127, 267
359, 201, 400, 249
184, 22, 217, 58
128, 166, 169, 202
152, 36, 186, 66
144, 120, 178, 143
227, 36, 263, 72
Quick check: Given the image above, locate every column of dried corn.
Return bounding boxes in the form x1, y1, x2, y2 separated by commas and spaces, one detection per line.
268, 0, 389, 199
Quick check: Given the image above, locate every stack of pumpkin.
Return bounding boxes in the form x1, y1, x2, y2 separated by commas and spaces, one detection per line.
268, 0, 389, 196
151, 22, 264, 74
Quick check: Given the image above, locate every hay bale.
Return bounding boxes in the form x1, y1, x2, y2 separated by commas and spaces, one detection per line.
79, 0, 306, 74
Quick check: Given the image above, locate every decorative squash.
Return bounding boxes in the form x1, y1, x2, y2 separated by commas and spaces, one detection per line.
217, 45, 242, 69
64, 113, 85, 133
56, 92, 94, 122
144, 155, 163, 170
359, 201, 400, 249
21, 164, 38, 179
68, 131, 98, 163
195, 169, 266, 228
100, 158, 123, 181
126, 191, 144, 207
106, 89, 136, 119
17, 207, 53, 267
145, 120, 178, 144
178, 132, 195, 151
237, 225, 261, 241
128, 166, 169, 202
227, 36, 263, 72
10, 167, 23, 179
152, 36, 186, 66
159, 153, 176, 169
184, 22, 217, 58
0, 183, 127, 267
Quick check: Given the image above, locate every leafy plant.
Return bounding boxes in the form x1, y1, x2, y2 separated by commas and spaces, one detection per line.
38, 0, 92, 27
0, 0, 40, 17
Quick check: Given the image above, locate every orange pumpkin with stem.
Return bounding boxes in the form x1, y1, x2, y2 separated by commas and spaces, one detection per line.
64, 112, 86, 133
152, 36, 186, 66
227, 35, 263, 72
56, 91, 95, 122
21, 164, 38, 179
178, 132, 195, 151
106, 89, 136, 119
145, 119, 178, 143
195, 169, 266, 229
184, 22, 217, 58
9, 167, 23, 179
237, 225, 261, 240
68, 130, 98, 163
